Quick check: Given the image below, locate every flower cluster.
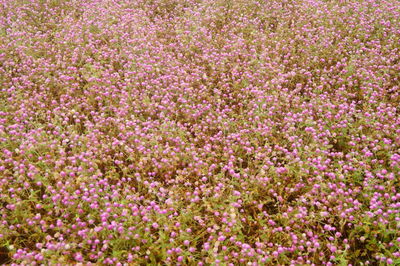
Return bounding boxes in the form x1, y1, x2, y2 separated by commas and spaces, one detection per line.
0, 0, 399, 264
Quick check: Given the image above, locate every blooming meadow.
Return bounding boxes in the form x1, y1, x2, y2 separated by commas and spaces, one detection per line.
0, 0, 399, 264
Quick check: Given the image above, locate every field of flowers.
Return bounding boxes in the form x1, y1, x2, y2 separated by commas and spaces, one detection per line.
0, 0, 399, 264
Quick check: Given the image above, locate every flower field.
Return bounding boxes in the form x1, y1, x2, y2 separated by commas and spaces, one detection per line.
0, 0, 399, 264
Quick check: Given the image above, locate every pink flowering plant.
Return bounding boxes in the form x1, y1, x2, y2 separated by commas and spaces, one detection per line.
0, 0, 399, 265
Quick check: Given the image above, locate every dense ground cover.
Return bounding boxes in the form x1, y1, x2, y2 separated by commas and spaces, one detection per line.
0, 0, 399, 264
